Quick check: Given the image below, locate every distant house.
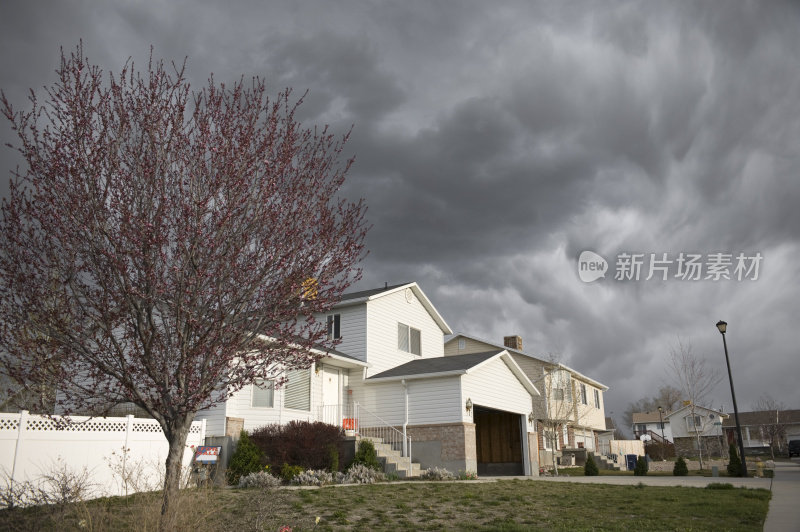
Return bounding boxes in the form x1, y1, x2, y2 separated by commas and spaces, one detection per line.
665, 404, 728, 458
722, 409, 800, 455
632, 410, 673, 443
444, 333, 608, 468
195, 282, 542, 477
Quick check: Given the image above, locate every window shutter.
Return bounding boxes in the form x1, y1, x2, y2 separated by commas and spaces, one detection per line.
284, 368, 310, 411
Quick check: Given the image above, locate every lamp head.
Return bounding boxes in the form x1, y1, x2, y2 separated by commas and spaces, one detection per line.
716, 320, 727, 334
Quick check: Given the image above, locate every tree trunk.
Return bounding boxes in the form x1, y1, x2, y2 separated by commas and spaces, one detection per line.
160, 418, 193, 531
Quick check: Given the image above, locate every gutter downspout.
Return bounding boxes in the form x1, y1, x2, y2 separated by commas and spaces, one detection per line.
401, 379, 410, 468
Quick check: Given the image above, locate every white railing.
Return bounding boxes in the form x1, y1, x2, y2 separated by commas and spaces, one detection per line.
317, 403, 412, 472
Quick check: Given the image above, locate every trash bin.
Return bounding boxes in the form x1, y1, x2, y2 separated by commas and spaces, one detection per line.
625, 454, 638, 471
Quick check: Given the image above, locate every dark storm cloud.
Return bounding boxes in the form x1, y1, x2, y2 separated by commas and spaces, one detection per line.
2, 0, 799, 421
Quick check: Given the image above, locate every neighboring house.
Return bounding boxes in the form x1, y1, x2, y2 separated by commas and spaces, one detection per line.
443, 333, 608, 468
665, 404, 728, 458
195, 282, 542, 476
632, 410, 673, 443
721, 409, 800, 455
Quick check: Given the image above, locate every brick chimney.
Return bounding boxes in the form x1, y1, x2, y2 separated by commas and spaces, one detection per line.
503, 335, 523, 350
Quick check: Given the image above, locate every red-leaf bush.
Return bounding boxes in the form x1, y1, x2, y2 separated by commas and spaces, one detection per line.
250, 421, 345, 471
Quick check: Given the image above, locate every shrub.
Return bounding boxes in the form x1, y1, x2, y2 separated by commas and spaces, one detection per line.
584, 454, 599, 476
458, 470, 478, 480
706, 482, 735, 490
349, 439, 382, 471
250, 420, 345, 471
633, 456, 648, 476
421, 467, 455, 481
344, 463, 385, 484
238, 471, 281, 489
279, 463, 304, 482
291, 469, 333, 486
673, 456, 689, 476
727, 443, 742, 477
226, 431, 264, 485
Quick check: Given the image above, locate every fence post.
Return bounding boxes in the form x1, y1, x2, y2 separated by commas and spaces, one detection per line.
11, 410, 28, 485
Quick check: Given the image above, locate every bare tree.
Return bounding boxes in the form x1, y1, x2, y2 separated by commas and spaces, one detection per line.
0, 44, 367, 528
668, 340, 722, 469
752, 394, 787, 459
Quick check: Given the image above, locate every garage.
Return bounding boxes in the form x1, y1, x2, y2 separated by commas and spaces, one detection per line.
474, 406, 525, 475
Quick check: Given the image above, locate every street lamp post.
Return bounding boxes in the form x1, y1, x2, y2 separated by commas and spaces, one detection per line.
716, 320, 748, 477
657, 406, 666, 460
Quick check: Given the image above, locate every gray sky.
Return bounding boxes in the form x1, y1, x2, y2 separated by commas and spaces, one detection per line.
2, 1, 799, 428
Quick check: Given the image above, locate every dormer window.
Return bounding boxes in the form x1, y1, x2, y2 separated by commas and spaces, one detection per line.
327, 314, 341, 340
398, 323, 421, 355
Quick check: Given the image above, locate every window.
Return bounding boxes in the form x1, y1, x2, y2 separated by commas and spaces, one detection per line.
251, 380, 274, 408
580, 384, 587, 405
284, 368, 311, 411
543, 430, 555, 451
685, 415, 702, 431
594, 389, 600, 408
551, 370, 571, 402
635, 424, 647, 434
458, 338, 466, 350
398, 323, 421, 355
326, 314, 341, 340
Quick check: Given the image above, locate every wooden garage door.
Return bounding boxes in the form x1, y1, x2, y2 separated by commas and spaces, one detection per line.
475, 410, 522, 464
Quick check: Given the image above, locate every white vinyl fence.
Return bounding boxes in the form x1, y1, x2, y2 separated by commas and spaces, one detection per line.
0, 410, 205, 502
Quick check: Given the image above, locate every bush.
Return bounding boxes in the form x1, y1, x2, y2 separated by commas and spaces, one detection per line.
421, 467, 455, 481
250, 420, 345, 471
349, 439, 382, 471
344, 463, 385, 484
727, 443, 742, 477
706, 482, 734, 490
237, 471, 281, 489
584, 454, 599, 476
226, 431, 264, 485
458, 470, 478, 480
634, 456, 648, 476
673, 456, 689, 476
279, 463, 304, 482
291, 469, 333, 486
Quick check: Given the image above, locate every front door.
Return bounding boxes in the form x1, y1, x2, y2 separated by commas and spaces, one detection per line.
321, 366, 341, 425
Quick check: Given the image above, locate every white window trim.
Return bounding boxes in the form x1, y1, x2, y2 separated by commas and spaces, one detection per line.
398, 322, 421, 356
327, 314, 341, 340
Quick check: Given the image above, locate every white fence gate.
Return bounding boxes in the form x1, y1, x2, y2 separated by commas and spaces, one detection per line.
0, 411, 206, 501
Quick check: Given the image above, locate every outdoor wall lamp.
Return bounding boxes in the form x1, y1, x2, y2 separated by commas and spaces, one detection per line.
528, 412, 535, 424
716, 320, 748, 477
465, 398, 473, 414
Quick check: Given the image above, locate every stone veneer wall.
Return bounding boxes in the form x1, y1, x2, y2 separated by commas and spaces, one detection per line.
405, 422, 477, 473
673, 436, 727, 459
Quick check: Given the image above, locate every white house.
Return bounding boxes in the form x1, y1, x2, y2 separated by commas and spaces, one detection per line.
665, 404, 728, 458
195, 282, 542, 476
632, 410, 674, 443
443, 333, 608, 468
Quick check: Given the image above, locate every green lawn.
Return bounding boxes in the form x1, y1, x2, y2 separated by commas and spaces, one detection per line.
0, 479, 770, 531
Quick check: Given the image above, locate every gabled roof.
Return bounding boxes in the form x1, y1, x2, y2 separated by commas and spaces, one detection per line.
632, 411, 674, 424
664, 404, 728, 420
446, 333, 608, 390
367, 350, 540, 396
721, 409, 800, 428
336, 282, 452, 334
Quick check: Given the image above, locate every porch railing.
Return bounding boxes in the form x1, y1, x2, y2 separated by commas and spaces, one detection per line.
317, 403, 412, 472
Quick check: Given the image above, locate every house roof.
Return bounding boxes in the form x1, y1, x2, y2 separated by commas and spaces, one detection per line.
445, 333, 609, 390
336, 282, 452, 335
367, 350, 540, 396
319, 346, 369, 369
632, 411, 673, 424
721, 409, 800, 428
664, 404, 728, 421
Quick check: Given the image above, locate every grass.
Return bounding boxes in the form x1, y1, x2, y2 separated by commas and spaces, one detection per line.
0, 479, 770, 531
